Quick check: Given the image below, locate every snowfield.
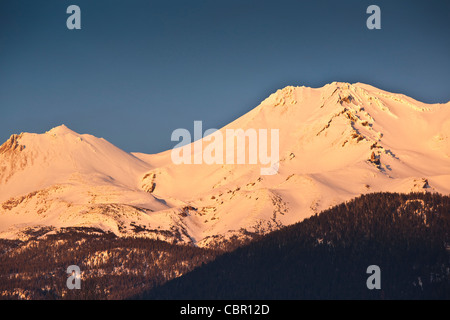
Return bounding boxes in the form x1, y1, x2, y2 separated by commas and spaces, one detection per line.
1, 82, 449, 247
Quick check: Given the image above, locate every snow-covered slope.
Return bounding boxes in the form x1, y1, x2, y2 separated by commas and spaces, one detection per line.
0, 125, 183, 241
1, 82, 450, 246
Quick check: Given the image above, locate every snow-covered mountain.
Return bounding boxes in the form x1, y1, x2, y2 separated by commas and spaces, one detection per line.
1, 82, 449, 246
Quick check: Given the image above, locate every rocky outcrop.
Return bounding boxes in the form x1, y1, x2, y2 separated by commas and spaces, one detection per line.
369, 151, 381, 165
0, 134, 25, 154
413, 178, 430, 190
0, 134, 28, 184
142, 172, 157, 193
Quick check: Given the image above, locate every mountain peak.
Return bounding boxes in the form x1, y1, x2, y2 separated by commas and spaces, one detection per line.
261, 82, 360, 108
1, 83, 450, 247
46, 124, 78, 136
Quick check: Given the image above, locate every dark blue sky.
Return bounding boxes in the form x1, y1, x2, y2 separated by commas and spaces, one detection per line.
1, 0, 449, 153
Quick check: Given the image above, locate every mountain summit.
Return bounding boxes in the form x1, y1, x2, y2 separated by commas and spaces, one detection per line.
1, 82, 450, 246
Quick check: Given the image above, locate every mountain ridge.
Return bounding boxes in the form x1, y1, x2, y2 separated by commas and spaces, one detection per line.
1, 82, 449, 247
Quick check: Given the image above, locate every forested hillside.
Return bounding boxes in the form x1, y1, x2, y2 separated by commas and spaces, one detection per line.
2, 192, 449, 300
0, 228, 218, 299
139, 192, 450, 300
